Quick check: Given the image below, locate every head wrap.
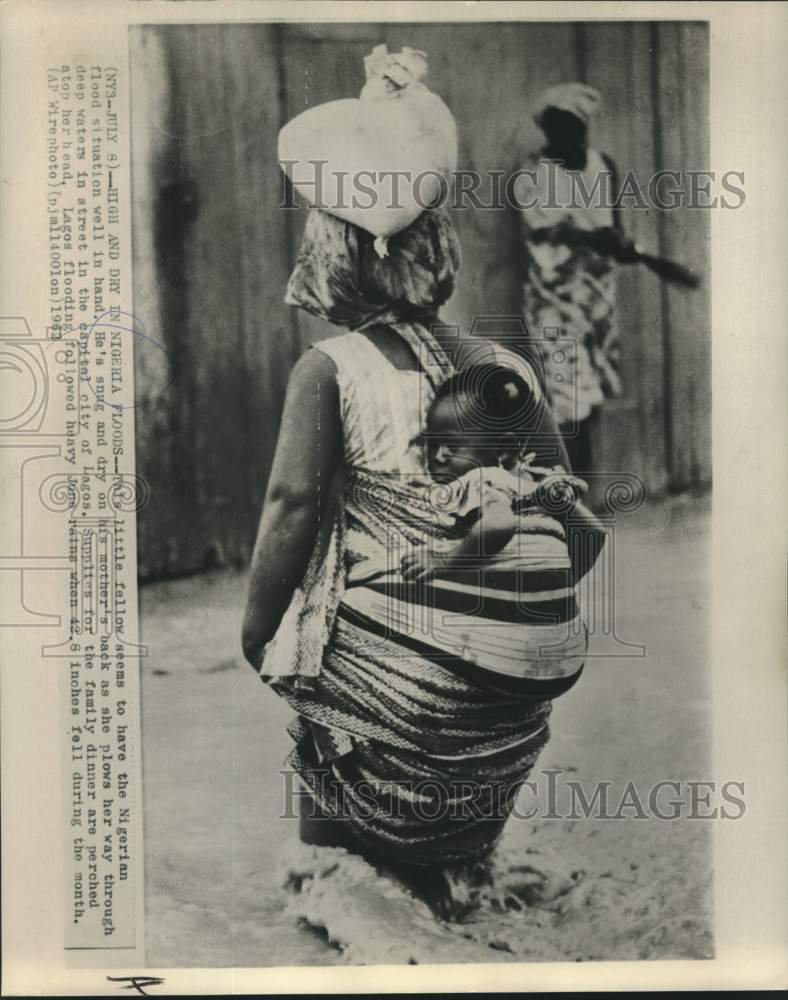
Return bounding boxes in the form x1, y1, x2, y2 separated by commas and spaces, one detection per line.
532, 82, 602, 128
285, 204, 460, 331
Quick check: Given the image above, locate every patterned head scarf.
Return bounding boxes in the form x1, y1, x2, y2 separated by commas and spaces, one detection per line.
532, 82, 602, 128
285, 205, 461, 331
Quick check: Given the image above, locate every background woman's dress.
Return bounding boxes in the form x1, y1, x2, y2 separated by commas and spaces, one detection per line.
519, 148, 623, 473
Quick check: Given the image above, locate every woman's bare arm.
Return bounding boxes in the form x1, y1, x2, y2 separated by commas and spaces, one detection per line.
528, 221, 634, 258
241, 348, 342, 670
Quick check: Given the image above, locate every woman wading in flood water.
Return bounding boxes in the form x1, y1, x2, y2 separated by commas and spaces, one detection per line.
242, 47, 602, 958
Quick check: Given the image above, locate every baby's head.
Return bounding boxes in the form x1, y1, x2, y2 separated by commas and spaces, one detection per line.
424, 364, 535, 480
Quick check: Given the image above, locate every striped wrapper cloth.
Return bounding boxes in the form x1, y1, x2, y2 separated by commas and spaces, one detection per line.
269, 467, 586, 867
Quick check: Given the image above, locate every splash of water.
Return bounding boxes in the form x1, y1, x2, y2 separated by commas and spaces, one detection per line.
277, 837, 713, 965
277, 841, 501, 964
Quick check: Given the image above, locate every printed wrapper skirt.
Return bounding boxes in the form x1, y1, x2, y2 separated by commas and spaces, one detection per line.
267, 468, 582, 867
274, 600, 554, 868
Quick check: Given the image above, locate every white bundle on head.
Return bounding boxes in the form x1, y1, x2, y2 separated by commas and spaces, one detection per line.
278, 45, 458, 257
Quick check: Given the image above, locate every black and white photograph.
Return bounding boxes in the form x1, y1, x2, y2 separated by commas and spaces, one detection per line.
129, 17, 717, 967
2, 2, 787, 993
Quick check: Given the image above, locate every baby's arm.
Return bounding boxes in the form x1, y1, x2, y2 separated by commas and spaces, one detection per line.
527, 471, 606, 585
401, 496, 516, 582
445, 496, 516, 565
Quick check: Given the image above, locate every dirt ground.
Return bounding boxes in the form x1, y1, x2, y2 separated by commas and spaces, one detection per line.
140, 493, 713, 967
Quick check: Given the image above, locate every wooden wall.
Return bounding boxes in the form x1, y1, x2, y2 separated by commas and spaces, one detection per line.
130, 21, 710, 580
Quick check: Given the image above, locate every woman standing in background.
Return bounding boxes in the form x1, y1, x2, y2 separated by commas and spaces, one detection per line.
519, 83, 637, 475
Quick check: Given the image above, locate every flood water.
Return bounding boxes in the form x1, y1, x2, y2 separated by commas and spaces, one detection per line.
140, 494, 713, 966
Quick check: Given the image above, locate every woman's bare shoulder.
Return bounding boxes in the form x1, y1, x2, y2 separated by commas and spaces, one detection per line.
279, 345, 342, 442
307, 331, 365, 369
289, 341, 339, 384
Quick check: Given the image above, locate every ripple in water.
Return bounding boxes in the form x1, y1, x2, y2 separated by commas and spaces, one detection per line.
277, 839, 713, 965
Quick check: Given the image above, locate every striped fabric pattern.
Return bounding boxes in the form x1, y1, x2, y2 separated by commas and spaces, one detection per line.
278, 613, 552, 866
274, 467, 584, 865
346, 468, 589, 697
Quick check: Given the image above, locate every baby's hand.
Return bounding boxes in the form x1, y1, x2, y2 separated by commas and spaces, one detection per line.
401, 548, 447, 583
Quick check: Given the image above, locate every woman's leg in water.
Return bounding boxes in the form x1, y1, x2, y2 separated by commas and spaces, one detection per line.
297, 790, 462, 913
298, 789, 354, 849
